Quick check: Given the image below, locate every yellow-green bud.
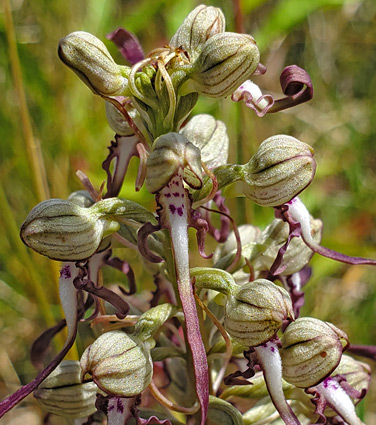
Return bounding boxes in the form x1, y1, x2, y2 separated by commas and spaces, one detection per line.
58, 31, 129, 96
240, 135, 316, 207
34, 361, 99, 419
180, 114, 229, 169
179, 32, 260, 98
170, 5, 225, 61
280, 317, 349, 388
145, 133, 202, 193
224, 279, 294, 347
80, 331, 153, 397
20, 198, 120, 261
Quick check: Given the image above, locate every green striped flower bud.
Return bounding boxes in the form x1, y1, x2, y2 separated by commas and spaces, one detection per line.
170, 5, 225, 61
58, 31, 129, 96
145, 133, 202, 193
20, 198, 120, 261
224, 279, 294, 347
280, 317, 349, 388
240, 135, 316, 207
179, 32, 260, 98
180, 114, 229, 169
34, 361, 99, 419
80, 330, 153, 397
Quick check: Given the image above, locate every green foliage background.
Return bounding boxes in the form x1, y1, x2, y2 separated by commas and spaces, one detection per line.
0, 0, 375, 423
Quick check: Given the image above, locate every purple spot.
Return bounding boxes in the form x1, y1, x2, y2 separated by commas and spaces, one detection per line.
181, 193, 184, 197
173, 192, 180, 197
169, 205, 176, 214
270, 346, 275, 352
177, 207, 183, 216
60, 265, 71, 279
117, 398, 124, 414
165, 193, 171, 198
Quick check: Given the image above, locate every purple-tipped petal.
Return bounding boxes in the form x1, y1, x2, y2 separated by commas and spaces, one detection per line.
283, 197, 376, 267
103, 135, 139, 198
105, 252, 136, 295
232, 80, 274, 117
190, 210, 213, 260
137, 222, 164, 263
268, 65, 313, 113
73, 277, 129, 319
30, 319, 66, 369
107, 28, 145, 65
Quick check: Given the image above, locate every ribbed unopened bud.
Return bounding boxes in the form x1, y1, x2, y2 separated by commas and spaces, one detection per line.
280, 317, 349, 388
20, 198, 119, 261
170, 5, 225, 60
145, 133, 202, 193
224, 279, 294, 347
180, 114, 229, 169
80, 331, 153, 397
179, 32, 260, 98
34, 361, 99, 419
241, 135, 316, 207
58, 31, 129, 96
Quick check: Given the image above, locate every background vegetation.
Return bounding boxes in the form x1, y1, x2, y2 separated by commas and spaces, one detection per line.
0, 0, 375, 423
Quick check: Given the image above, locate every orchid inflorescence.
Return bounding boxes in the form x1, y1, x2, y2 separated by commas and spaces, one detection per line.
1, 4, 375, 425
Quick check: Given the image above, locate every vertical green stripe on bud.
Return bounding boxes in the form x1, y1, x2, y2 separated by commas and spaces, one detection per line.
241, 135, 316, 206
179, 32, 260, 98
58, 31, 130, 96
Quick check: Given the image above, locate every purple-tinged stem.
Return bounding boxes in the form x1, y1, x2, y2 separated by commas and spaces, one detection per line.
254, 341, 300, 425
0, 263, 79, 418
287, 197, 376, 266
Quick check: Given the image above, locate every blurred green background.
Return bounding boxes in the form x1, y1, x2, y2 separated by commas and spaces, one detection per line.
1, 0, 375, 423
